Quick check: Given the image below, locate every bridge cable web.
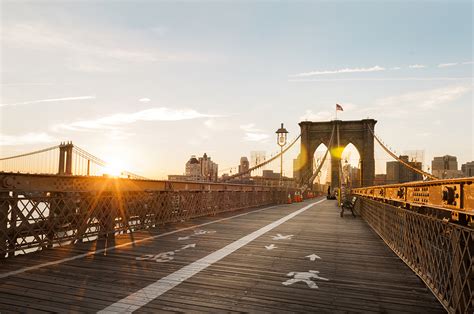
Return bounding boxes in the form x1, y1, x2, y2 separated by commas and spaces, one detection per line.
0, 143, 147, 179
0, 145, 60, 175
222, 134, 301, 181
367, 125, 438, 180
303, 124, 336, 190
72, 145, 148, 179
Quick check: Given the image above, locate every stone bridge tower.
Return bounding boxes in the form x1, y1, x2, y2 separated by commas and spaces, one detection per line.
294, 119, 377, 188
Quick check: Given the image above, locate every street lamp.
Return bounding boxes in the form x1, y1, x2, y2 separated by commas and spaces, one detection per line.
276, 123, 288, 184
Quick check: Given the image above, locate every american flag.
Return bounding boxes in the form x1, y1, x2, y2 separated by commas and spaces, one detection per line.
336, 104, 343, 111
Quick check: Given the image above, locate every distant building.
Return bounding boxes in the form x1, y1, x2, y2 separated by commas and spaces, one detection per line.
461, 161, 474, 177
431, 155, 463, 179
169, 153, 218, 182
374, 174, 387, 186
238, 157, 250, 178
262, 170, 280, 179
199, 153, 218, 181
250, 151, 266, 167
342, 163, 361, 188
185, 155, 201, 178
386, 155, 423, 184
404, 150, 425, 165
252, 170, 295, 187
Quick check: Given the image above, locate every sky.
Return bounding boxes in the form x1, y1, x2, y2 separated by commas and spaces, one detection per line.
0, 0, 472, 179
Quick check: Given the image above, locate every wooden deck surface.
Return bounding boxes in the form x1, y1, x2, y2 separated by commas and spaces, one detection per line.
0, 198, 445, 313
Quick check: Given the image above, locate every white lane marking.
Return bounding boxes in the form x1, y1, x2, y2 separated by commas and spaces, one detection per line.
272, 233, 294, 240
265, 244, 277, 250
306, 254, 321, 261
135, 244, 197, 263
282, 270, 329, 289
0, 201, 298, 279
178, 229, 216, 241
176, 243, 196, 252
98, 199, 325, 313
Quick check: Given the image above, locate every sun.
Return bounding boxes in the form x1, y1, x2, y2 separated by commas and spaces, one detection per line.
103, 159, 126, 177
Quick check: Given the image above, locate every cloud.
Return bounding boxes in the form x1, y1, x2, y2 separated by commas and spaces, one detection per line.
0, 132, 56, 146
3, 23, 159, 63
390, 67, 401, 70
299, 104, 356, 122
462, 61, 474, 65
139, 98, 151, 102
0, 96, 95, 107
438, 62, 458, 68
290, 65, 385, 77
289, 77, 473, 82
240, 124, 270, 142
408, 64, 426, 69
55, 107, 216, 131
376, 85, 472, 110
300, 110, 333, 121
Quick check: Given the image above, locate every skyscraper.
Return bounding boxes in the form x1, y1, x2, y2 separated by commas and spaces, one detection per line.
431, 155, 463, 179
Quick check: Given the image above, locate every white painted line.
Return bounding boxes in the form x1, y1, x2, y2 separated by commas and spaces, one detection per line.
98, 199, 325, 313
0, 200, 324, 279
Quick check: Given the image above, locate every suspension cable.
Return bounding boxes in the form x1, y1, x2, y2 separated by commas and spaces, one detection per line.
306, 124, 336, 186
222, 134, 301, 181
367, 125, 438, 180
0, 145, 60, 161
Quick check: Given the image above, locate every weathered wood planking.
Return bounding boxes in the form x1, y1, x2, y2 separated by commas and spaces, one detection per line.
0, 199, 444, 313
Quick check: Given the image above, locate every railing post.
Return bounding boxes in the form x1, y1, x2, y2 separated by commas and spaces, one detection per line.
0, 192, 9, 259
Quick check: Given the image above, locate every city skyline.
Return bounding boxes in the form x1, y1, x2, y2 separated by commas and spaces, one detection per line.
1, 1, 472, 179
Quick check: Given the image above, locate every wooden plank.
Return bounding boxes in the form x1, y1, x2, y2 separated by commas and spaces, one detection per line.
0, 199, 444, 312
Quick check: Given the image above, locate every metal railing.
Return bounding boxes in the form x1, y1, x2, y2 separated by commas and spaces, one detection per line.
355, 197, 473, 314
0, 173, 299, 258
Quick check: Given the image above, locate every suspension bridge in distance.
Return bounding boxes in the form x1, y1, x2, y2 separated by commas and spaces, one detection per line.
0, 118, 472, 313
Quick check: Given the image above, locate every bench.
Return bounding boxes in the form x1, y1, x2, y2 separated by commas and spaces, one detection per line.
340, 196, 357, 217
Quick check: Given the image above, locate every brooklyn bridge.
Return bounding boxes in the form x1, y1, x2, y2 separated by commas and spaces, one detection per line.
0, 119, 472, 313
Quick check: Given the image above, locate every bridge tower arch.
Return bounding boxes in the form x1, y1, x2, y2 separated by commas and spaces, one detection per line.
295, 119, 376, 188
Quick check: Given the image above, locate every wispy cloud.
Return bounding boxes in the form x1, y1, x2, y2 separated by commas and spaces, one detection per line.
55, 107, 216, 131
289, 77, 473, 83
240, 124, 269, 142
300, 110, 333, 121
376, 85, 472, 110
438, 62, 458, 68
290, 65, 385, 77
299, 103, 356, 122
3, 23, 159, 64
408, 64, 426, 69
139, 98, 151, 103
0, 132, 56, 146
0, 96, 95, 107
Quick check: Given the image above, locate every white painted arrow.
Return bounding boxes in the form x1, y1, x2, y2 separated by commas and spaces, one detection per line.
265, 244, 277, 250
272, 234, 294, 240
306, 254, 321, 261
180, 243, 196, 250
178, 236, 190, 241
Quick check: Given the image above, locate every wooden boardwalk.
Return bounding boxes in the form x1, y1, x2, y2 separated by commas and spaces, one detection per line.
0, 198, 444, 313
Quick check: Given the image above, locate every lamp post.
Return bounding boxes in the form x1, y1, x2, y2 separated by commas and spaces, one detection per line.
276, 123, 288, 185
